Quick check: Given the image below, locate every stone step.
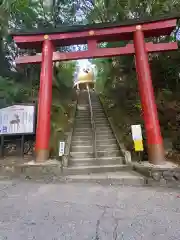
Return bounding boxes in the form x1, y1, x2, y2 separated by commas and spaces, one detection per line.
93, 108, 104, 111
73, 132, 93, 137
71, 145, 93, 152
94, 117, 106, 120
71, 140, 92, 146
96, 129, 113, 134
95, 123, 109, 127
76, 112, 90, 114
96, 138, 117, 144
95, 119, 107, 122
97, 150, 121, 157
74, 125, 92, 128
75, 116, 91, 119
72, 136, 93, 141
74, 129, 92, 134
76, 115, 91, 118
96, 130, 113, 134
94, 113, 105, 115
94, 116, 106, 119
95, 122, 108, 126
63, 164, 130, 175
76, 112, 90, 115
69, 156, 124, 167
71, 142, 118, 150
92, 109, 102, 111
96, 128, 112, 132
96, 143, 119, 150
92, 109, 103, 111
96, 127, 111, 131
92, 107, 103, 110
74, 127, 92, 130
95, 124, 109, 128
76, 110, 89, 113
74, 125, 91, 128
94, 112, 104, 114
74, 124, 91, 128
96, 133, 114, 139
94, 114, 107, 121
94, 118, 107, 122
75, 120, 91, 123
96, 133, 114, 137
76, 109, 89, 111
75, 119, 91, 123
94, 113, 105, 116
75, 121, 91, 125
75, 114, 90, 117
70, 151, 94, 158
64, 171, 145, 186
94, 118, 106, 120
96, 135, 116, 141
74, 127, 92, 131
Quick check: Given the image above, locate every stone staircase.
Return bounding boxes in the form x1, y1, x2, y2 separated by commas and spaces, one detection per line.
64, 90, 129, 175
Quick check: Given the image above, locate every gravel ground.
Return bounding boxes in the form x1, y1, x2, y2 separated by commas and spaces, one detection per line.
0, 180, 180, 239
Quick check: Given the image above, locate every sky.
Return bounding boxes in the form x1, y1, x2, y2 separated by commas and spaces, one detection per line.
78, 59, 91, 68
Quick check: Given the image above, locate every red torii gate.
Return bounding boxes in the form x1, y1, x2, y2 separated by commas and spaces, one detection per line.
11, 15, 179, 164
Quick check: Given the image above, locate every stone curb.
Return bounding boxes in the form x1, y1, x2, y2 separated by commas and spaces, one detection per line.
131, 162, 180, 186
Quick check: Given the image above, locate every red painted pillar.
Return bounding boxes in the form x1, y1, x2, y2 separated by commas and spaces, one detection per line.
134, 26, 165, 165
35, 38, 53, 162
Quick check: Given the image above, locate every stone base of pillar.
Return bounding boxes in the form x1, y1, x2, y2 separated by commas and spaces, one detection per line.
147, 144, 165, 165
36, 149, 49, 162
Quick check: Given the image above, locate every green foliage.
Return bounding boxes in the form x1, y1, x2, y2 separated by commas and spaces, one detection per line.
54, 61, 76, 89
0, 76, 30, 105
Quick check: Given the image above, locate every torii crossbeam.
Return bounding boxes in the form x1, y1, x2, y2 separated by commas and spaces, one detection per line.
11, 14, 179, 164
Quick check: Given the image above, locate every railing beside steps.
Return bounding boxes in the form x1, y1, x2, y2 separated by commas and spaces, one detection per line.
62, 97, 78, 167
87, 87, 97, 160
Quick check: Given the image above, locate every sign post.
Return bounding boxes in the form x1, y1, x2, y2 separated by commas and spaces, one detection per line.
0, 104, 35, 158
0, 105, 35, 135
131, 124, 144, 151
59, 141, 65, 157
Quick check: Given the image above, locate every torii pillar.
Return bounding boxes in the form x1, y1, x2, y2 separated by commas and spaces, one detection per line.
134, 25, 164, 164
35, 36, 53, 162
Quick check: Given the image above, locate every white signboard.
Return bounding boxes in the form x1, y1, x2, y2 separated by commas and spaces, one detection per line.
131, 125, 143, 140
0, 105, 35, 135
59, 141, 65, 156
176, 28, 180, 41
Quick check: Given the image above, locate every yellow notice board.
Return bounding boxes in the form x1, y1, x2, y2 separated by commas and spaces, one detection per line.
134, 140, 144, 151
131, 125, 144, 152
